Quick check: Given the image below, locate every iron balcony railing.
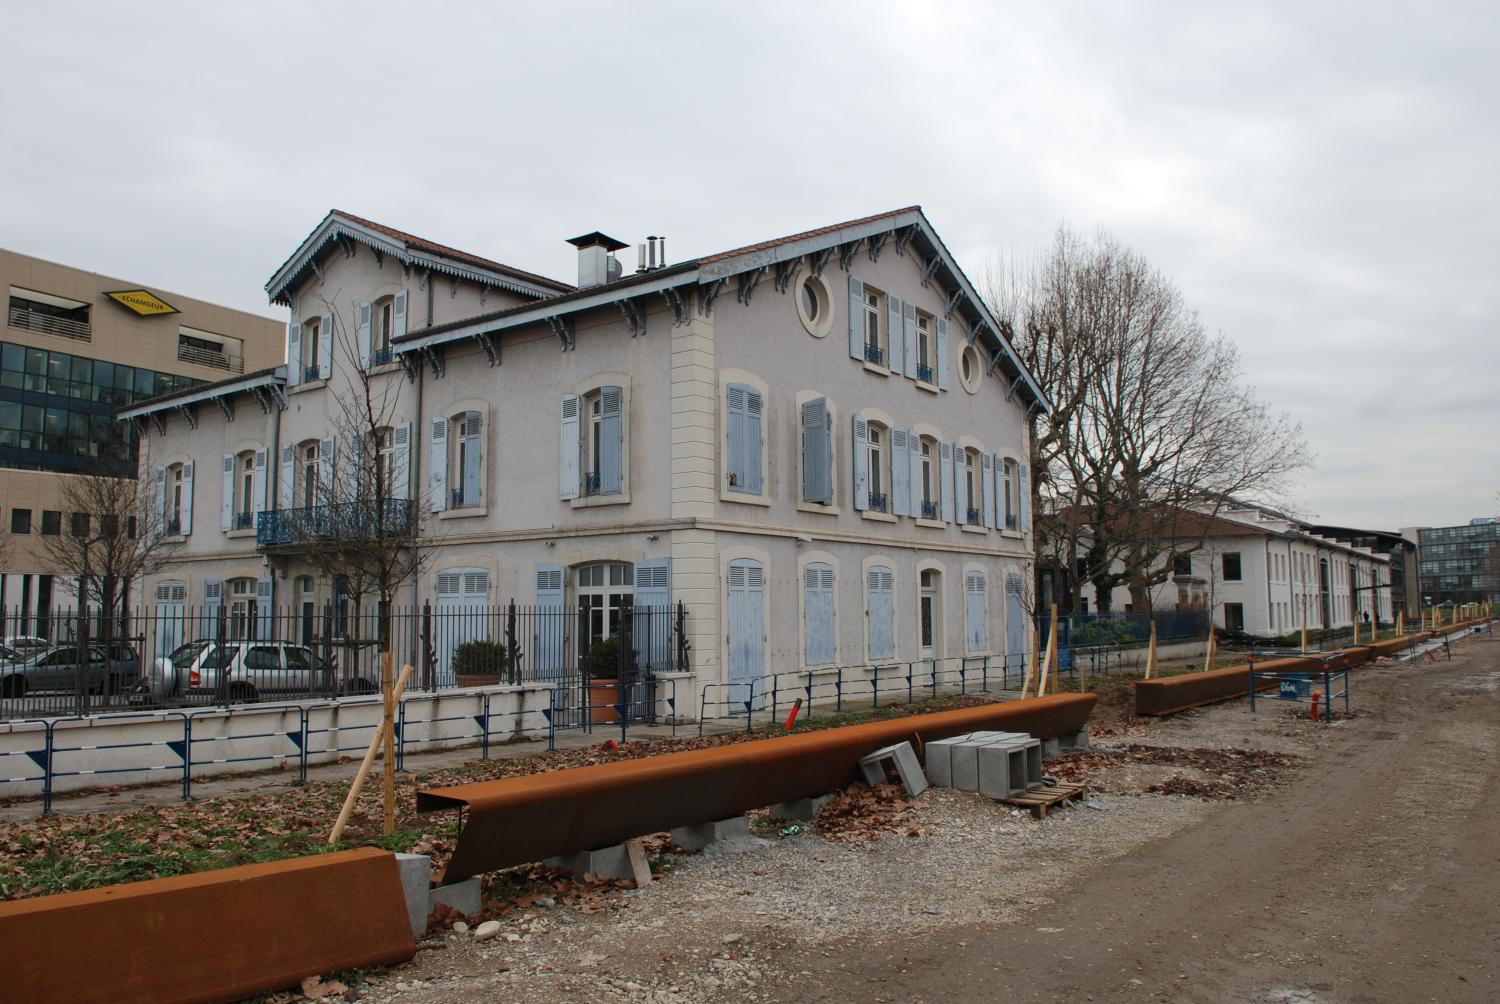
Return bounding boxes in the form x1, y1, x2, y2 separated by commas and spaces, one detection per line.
177, 343, 244, 373
165, 518, 182, 536
451, 489, 479, 510
373, 348, 393, 366
234, 511, 253, 530
864, 342, 885, 366
921, 500, 939, 519
303, 365, 321, 383
7, 305, 91, 342
256, 500, 414, 547
917, 362, 933, 383
966, 507, 982, 526
868, 492, 888, 513
583, 472, 602, 496
1005, 513, 1018, 530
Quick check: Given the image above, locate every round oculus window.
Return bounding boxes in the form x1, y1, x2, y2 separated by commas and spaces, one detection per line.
797, 275, 833, 338
959, 343, 982, 394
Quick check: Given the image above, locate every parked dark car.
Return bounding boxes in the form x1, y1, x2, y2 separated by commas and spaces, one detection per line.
0, 643, 140, 697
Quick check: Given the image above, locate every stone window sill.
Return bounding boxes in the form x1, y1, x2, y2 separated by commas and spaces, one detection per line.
961, 523, 988, 535
721, 488, 772, 508
439, 506, 488, 520
571, 493, 631, 509
862, 360, 891, 377
916, 380, 940, 395
797, 502, 839, 517
916, 518, 946, 530
226, 528, 256, 540
860, 510, 898, 524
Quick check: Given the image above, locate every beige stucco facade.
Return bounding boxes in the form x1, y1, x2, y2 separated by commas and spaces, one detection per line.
127, 209, 1046, 712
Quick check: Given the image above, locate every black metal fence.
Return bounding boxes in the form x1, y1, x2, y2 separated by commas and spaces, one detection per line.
0, 600, 687, 723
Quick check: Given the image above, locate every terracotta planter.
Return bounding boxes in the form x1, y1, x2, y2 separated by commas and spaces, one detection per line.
588, 677, 622, 724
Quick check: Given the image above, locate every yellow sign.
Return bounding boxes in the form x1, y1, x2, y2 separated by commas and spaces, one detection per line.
104, 289, 179, 316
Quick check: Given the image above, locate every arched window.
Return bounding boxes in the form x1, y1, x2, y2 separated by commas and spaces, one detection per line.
965, 570, 989, 652
802, 561, 837, 666
1002, 458, 1018, 530
301, 315, 322, 382
372, 295, 395, 365
576, 562, 633, 650
233, 449, 256, 530
962, 448, 982, 525
867, 422, 887, 512
227, 577, 258, 642
298, 440, 321, 509
166, 462, 186, 534
919, 568, 943, 660
560, 386, 625, 499
919, 436, 940, 520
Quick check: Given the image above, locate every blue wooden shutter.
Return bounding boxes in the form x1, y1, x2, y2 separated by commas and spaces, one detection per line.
203, 578, 223, 640
867, 565, 895, 661
252, 448, 268, 516
357, 301, 372, 366
462, 411, 482, 505
286, 323, 302, 387
903, 302, 918, 379
391, 423, 410, 501
745, 388, 763, 494
848, 276, 865, 360
632, 558, 671, 673
886, 295, 904, 374
803, 562, 836, 666
726, 384, 747, 491
318, 436, 335, 502
1019, 462, 1030, 533
600, 386, 623, 494
727, 560, 765, 687
220, 454, 234, 531
992, 453, 1005, 529
278, 445, 294, 509
800, 398, 831, 504
939, 442, 955, 523
560, 395, 580, 499
966, 571, 988, 651
429, 417, 448, 512
393, 290, 408, 340
181, 461, 195, 535
534, 563, 566, 678
953, 444, 966, 522
318, 312, 333, 381
936, 318, 950, 391
852, 416, 869, 511
980, 452, 994, 528
256, 576, 274, 641
1006, 575, 1026, 663
891, 428, 912, 517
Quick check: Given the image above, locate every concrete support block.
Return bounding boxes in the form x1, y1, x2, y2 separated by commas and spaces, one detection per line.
671, 815, 750, 850
857, 741, 928, 796
767, 793, 834, 822
545, 844, 635, 881
1041, 737, 1062, 758
429, 877, 482, 918
949, 732, 1033, 791
924, 732, 976, 788
395, 853, 432, 939
976, 741, 1028, 799
1057, 729, 1089, 751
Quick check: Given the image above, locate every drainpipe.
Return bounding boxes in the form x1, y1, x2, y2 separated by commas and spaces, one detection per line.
1263, 537, 1273, 635
408, 357, 424, 667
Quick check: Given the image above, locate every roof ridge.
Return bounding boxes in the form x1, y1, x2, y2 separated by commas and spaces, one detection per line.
329, 210, 572, 292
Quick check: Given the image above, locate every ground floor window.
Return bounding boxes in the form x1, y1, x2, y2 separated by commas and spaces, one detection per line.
227, 577, 257, 641
577, 561, 633, 649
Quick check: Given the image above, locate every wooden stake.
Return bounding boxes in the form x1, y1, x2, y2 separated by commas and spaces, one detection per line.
1352, 617, 1360, 645
1038, 606, 1058, 698
1022, 626, 1039, 698
329, 663, 413, 845
1301, 605, 1308, 653
1144, 620, 1158, 680
1202, 622, 1216, 672
1397, 609, 1405, 636
624, 837, 653, 889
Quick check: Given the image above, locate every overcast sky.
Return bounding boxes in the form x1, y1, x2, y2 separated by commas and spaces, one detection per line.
3, 2, 1494, 530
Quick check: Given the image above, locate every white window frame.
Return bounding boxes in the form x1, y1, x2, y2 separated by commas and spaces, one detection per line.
301, 316, 320, 379
866, 421, 887, 513
299, 440, 320, 510
168, 463, 184, 531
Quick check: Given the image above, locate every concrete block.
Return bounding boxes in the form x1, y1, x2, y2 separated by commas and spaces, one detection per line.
767, 793, 835, 822
429, 877, 482, 918
1021, 739, 1044, 787
949, 732, 1033, 791
1057, 729, 1090, 751
857, 741, 928, 796
976, 740, 1028, 799
1041, 737, 1062, 759
545, 843, 634, 881
671, 815, 750, 851
395, 853, 432, 939
924, 732, 976, 788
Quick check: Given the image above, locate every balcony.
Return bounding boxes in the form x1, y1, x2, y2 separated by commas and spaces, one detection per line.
234, 511, 253, 530
966, 507, 982, 526
8, 304, 90, 342
1005, 513, 1018, 530
451, 489, 479, 510
373, 348, 393, 367
863, 342, 885, 366
164, 518, 182, 536
303, 365, 321, 384
921, 500, 939, 520
256, 500, 413, 547
917, 362, 933, 383
177, 342, 244, 373
583, 471, 602, 496
867, 492, 888, 513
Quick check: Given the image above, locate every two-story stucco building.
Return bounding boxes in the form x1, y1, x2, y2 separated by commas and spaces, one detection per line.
121, 207, 1050, 713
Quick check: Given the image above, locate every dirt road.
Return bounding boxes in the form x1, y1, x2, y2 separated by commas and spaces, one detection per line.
807, 635, 1500, 1003
357, 632, 1499, 1004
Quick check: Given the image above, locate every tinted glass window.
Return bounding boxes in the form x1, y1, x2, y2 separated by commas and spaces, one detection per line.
244, 647, 282, 670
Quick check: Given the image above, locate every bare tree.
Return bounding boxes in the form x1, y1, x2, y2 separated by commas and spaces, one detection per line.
280, 296, 431, 656
988, 226, 1310, 613
36, 443, 183, 632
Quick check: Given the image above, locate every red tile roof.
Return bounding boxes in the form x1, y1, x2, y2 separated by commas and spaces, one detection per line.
697, 206, 921, 265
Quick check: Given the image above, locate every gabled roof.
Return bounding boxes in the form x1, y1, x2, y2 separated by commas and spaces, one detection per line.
396, 206, 1052, 413
117, 366, 286, 420
265, 211, 574, 307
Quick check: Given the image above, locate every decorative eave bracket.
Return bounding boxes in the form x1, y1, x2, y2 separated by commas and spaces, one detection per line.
548, 315, 575, 351
773, 258, 802, 295
423, 346, 446, 378
619, 298, 647, 337
175, 404, 198, 431
149, 413, 165, 437
399, 352, 420, 383
838, 239, 864, 271
943, 287, 964, 319
736, 266, 768, 306
1005, 372, 1026, 403
808, 247, 833, 278
920, 256, 942, 287
866, 231, 889, 262
894, 225, 918, 258
697, 278, 726, 318
473, 330, 501, 366
214, 397, 234, 423
662, 287, 691, 326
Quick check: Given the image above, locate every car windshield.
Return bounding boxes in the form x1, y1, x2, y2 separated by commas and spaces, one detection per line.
168, 640, 212, 669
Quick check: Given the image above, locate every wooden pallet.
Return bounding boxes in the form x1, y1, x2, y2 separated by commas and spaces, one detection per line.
1001, 781, 1089, 818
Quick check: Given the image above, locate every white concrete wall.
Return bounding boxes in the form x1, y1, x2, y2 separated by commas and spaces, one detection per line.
0, 682, 553, 798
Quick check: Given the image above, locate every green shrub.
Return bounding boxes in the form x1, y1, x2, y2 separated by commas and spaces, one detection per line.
452, 640, 510, 678
585, 637, 635, 678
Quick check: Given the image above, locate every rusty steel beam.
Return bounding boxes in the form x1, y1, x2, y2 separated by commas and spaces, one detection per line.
419, 694, 1095, 882
0, 847, 415, 1004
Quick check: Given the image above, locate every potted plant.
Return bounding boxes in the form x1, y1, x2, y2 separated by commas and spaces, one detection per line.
585, 637, 627, 724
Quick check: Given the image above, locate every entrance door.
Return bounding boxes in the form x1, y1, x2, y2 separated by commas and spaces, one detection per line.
435, 569, 490, 687
919, 569, 939, 662
154, 581, 186, 666
726, 559, 764, 699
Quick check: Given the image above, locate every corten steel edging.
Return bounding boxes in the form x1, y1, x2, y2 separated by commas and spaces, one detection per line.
0, 847, 415, 1004
419, 694, 1095, 882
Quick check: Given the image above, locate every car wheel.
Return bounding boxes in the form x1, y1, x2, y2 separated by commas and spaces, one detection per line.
0, 676, 23, 698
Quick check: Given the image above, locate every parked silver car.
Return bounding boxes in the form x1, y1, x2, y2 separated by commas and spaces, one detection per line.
0, 643, 141, 698
133, 639, 373, 705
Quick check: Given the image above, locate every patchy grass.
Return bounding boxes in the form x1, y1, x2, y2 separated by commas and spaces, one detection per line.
0, 691, 997, 902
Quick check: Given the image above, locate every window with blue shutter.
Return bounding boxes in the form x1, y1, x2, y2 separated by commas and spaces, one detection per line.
867, 565, 895, 662
181, 461, 194, 535
252, 448, 268, 516
357, 301, 372, 367
726, 383, 763, 495
852, 416, 869, 511
560, 395, 580, 499
220, 454, 234, 531
599, 386, 623, 495
886, 296, 904, 375
980, 452, 994, 528
429, 417, 448, 513
891, 428, 912, 517
966, 571, 989, 652
803, 562, 837, 666
256, 576, 274, 641
286, 323, 302, 387
632, 558, 672, 672
939, 442, 955, 523
936, 317, 950, 391
318, 312, 333, 381
800, 397, 832, 505
533, 564, 566, 678
848, 276, 865, 361
1018, 462, 1030, 532
456, 411, 482, 508
278, 445, 294, 510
